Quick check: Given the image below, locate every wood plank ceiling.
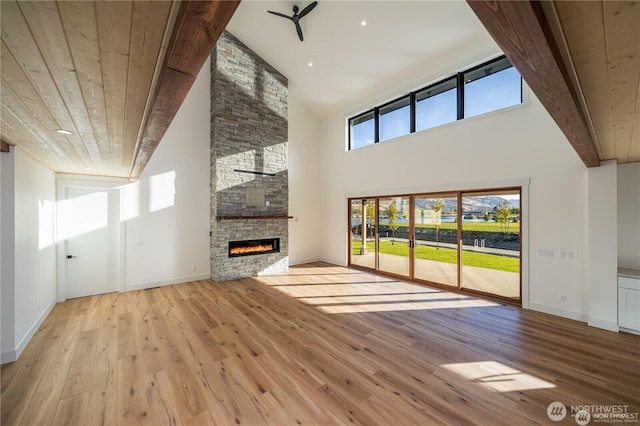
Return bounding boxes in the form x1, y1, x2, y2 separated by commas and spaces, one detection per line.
543, 0, 640, 163
0, 0, 239, 179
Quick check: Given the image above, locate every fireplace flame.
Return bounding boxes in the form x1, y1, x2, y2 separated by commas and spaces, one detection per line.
230, 243, 274, 255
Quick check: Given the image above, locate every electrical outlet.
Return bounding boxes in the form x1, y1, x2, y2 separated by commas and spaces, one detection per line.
560, 294, 567, 302
560, 250, 567, 259
192, 266, 197, 272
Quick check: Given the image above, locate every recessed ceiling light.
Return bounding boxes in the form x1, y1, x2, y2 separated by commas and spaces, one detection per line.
55, 129, 72, 135
308, 62, 313, 67
361, 20, 367, 26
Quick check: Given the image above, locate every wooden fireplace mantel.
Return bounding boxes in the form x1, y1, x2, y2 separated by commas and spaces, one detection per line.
215, 215, 293, 221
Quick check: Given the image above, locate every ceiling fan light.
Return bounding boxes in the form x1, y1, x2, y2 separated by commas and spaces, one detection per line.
55, 129, 72, 135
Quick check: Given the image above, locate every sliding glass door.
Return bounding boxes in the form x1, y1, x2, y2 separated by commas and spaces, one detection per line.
460, 190, 521, 300
378, 196, 411, 277
350, 199, 376, 270
413, 195, 458, 287
348, 188, 521, 303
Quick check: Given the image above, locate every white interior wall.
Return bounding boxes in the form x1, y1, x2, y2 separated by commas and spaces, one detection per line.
318, 86, 594, 322
1, 148, 16, 362
617, 162, 640, 270
1, 147, 57, 363
587, 161, 619, 330
288, 93, 322, 265
121, 57, 211, 290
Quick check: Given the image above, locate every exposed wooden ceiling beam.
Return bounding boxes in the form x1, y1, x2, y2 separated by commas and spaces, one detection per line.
129, 0, 241, 180
1, 139, 11, 153
467, 0, 601, 167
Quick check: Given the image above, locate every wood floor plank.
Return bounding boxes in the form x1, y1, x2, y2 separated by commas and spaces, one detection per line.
52, 391, 89, 426
81, 295, 104, 332
1, 262, 638, 425
117, 311, 140, 360
85, 339, 118, 426
143, 370, 180, 426
117, 353, 148, 424
0, 344, 54, 425
61, 328, 99, 399
49, 312, 84, 364
137, 317, 167, 377
193, 358, 247, 425
183, 408, 216, 426
18, 359, 73, 426
0, 314, 63, 397
153, 317, 209, 419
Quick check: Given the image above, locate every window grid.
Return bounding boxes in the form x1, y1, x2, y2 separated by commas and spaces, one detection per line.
348, 55, 521, 150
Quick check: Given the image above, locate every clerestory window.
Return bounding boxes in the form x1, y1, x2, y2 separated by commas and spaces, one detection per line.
348, 55, 522, 150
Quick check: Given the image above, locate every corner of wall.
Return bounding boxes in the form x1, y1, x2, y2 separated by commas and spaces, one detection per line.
586, 160, 619, 331
617, 162, 640, 270
1, 146, 16, 362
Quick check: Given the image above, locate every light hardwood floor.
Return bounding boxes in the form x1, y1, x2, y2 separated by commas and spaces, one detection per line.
2, 262, 639, 425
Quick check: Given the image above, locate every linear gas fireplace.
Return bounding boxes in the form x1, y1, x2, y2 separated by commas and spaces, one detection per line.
228, 238, 280, 258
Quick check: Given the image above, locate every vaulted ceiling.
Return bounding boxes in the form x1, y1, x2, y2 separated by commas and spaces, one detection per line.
1, 1, 638, 180
0, 0, 238, 179
468, 0, 639, 165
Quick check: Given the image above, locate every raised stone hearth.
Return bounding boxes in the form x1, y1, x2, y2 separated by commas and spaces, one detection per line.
210, 31, 289, 282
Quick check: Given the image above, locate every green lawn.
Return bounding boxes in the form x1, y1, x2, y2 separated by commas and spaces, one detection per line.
351, 240, 519, 273
377, 221, 519, 233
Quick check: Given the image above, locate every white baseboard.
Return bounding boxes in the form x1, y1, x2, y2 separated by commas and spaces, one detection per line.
588, 316, 619, 332
289, 257, 321, 266
1, 349, 16, 364
318, 257, 345, 267
619, 327, 640, 336
1, 296, 57, 364
528, 303, 588, 322
125, 273, 211, 292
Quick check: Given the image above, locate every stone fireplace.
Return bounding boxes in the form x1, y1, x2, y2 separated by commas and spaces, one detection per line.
210, 31, 289, 282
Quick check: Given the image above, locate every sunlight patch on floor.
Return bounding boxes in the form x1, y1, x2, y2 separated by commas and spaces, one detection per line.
258, 266, 504, 313
316, 298, 499, 314
441, 361, 556, 392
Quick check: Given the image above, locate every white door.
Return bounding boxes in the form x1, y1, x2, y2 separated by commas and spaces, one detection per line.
62, 187, 114, 299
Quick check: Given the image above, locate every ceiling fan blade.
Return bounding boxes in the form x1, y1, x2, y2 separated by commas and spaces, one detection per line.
297, 1, 317, 19
267, 10, 292, 20
295, 21, 304, 42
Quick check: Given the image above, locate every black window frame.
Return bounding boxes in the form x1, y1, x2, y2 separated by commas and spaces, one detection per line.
347, 55, 522, 151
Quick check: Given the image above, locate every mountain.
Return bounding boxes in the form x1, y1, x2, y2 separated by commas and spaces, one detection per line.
413, 196, 519, 213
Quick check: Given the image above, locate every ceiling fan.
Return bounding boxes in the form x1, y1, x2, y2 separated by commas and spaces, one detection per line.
267, 1, 318, 42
